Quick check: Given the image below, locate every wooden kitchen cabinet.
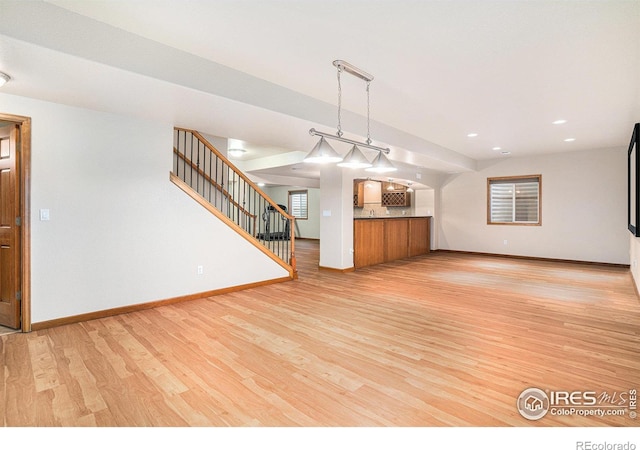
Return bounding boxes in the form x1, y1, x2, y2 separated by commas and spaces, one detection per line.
354, 219, 385, 267
408, 217, 430, 257
384, 218, 409, 261
381, 182, 411, 207
353, 217, 430, 268
353, 180, 364, 207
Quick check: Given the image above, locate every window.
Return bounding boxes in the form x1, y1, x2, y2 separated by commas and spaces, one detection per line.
288, 190, 308, 220
487, 175, 541, 225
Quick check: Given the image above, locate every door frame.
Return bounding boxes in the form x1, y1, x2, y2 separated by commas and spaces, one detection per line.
0, 113, 31, 332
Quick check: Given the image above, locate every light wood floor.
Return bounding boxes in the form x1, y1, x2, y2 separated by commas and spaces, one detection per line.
1, 241, 639, 426
0, 326, 18, 337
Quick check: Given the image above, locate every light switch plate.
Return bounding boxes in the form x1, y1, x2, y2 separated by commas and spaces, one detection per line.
40, 209, 50, 221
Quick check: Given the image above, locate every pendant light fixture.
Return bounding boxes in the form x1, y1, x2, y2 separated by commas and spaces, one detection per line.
305, 60, 396, 173
304, 136, 343, 163
337, 144, 371, 169
367, 152, 397, 174
386, 179, 395, 190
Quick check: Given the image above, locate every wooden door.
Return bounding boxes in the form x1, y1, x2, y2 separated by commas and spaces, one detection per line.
0, 124, 21, 329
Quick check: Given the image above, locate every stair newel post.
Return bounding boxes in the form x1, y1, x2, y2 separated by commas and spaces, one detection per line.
290, 216, 296, 276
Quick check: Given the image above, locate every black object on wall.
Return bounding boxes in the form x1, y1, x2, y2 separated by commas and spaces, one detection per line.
628, 123, 640, 236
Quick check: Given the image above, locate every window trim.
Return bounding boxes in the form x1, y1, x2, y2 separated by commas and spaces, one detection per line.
288, 189, 308, 220
487, 174, 542, 226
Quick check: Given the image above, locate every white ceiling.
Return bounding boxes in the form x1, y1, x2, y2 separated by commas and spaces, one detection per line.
1, 0, 639, 186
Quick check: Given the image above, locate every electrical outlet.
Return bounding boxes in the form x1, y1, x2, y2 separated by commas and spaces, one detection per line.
197, 265, 203, 275
503, 240, 508, 245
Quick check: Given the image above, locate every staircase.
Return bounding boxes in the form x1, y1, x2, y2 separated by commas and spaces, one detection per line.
171, 127, 296, 278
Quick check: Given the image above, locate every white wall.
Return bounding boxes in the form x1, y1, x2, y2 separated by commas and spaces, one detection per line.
439, 147, 628, 264
630, 235, 640, 286
1, 94, 288, 324
262, 186, 320, 239
414, 189, 436, 250
414, 189, 435, 217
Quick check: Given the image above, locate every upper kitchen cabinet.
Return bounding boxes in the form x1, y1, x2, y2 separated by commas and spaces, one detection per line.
353, 179, 364, 207
354, 179, 382, 207
381, 182, 411, 207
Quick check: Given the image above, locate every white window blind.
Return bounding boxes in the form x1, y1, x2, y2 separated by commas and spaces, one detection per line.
488, 176, 540, 225
288, 190, 308, 219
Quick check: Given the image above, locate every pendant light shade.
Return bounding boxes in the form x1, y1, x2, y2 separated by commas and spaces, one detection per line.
304, 137, 343, 164
337, 145, 372, 169
365, 151, 397, 173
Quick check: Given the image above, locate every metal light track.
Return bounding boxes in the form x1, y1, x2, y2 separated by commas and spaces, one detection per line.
332, 60, 374, 82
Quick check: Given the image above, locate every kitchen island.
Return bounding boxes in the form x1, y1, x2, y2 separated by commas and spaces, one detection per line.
353, 216, 431, 268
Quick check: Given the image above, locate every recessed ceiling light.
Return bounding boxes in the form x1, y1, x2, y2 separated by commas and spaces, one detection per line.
564, 138, 576, 142
257, 182, 266, 187
467, 133, 478, 138
228, 148, 246, 158
0, 72, 10, 87
492, 147, 501, 151
553, 119, 567, 125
